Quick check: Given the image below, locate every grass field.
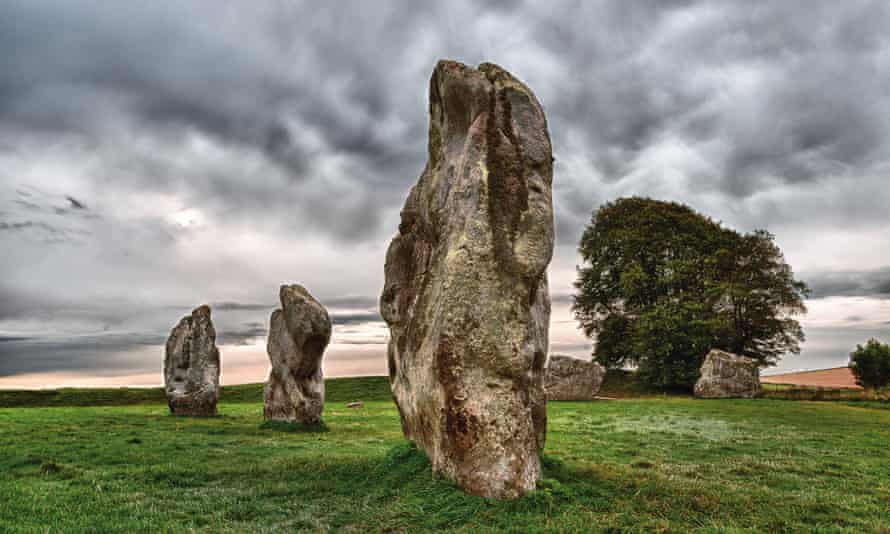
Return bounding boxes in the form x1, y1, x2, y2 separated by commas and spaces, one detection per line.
2, 378, 889, 532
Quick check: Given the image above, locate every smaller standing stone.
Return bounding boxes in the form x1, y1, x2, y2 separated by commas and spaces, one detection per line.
545, 355, 605, 400
164, 305, 220, 416
264, 284, 331, 424
694, 349, 761, 398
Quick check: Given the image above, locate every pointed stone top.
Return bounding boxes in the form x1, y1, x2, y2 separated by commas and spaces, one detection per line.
279, 283, 310, 302
191, 304, 211, 318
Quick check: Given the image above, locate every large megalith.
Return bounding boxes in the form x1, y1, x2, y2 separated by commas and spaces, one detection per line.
694, 349, 761, 399
545, 355, 605, 401
164, 305, 220, 416
264, 284, 331, 424
380, 60, 554, 499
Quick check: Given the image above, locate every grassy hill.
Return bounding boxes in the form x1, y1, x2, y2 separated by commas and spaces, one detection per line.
0, 376, 392, 408
1, 376, 889, 531
0, 371, 647, 409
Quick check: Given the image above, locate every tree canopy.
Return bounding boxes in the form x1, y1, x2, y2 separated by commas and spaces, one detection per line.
849, 339, 890, 392
573, 197, 808, 389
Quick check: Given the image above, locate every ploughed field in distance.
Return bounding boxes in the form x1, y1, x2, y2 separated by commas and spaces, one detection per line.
1, 376, 889, 532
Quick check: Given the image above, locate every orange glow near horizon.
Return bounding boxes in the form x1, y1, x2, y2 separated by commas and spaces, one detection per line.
0, 342, 389, 390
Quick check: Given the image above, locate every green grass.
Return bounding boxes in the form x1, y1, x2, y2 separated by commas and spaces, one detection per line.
0, 376, 391, 408
2, 379, 890, 532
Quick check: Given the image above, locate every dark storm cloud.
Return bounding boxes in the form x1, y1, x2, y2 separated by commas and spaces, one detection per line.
0, 336, 31, 343
531, 1, 890, 243
0, 220, 89, 245
806, 268, 890, 299
2, 0, 890, 381
0, 1, 435, 242
4, 1, 889, 240
210, 299, 380, 326
0, 221, 57, 232
0, 334, 163, 377
217, 322, 267, 346
0, 298, 384, 376
212, 302, 274, 312
331, 311, 382, 326
65, 196, 87, 210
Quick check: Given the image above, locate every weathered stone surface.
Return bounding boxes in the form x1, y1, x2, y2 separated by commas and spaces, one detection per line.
164, 305, 220, 416
264, 284, 331, 424
380, 60, 553, 499
545, 355, 605, 401
694, 349, 761, 398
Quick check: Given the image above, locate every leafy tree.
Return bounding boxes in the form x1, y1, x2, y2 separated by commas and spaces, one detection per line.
573, 197, 808, 389
634, 300, 719, 390
573, 197, 725, 340
591, 314, 634, 370
711, 230, 809, 365
849, 339, 890, 392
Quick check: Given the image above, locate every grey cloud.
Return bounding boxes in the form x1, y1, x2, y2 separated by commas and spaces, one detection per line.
14, 199, 41, 211
0, 221, 57, 232
217, 322, 267, 346
0, 334, 163, 377
0, 336, 31, 342
212, 302, 274, 312
5, 1, 888, 241
769, 324, 890, 374
65, 196, 87, 210
0, 220, 89, 245
805, 267, 890, 299
210, 301, 380, 326
0, 1, 433, 243
2, 0, 890, 382
331, 311, 382, 326
321, 296, 379, 309
6, 189, 98, 229
529, 1, 890, 206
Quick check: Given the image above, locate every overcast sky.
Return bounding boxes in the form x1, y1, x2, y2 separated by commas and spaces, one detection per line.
2, 0, 889, 387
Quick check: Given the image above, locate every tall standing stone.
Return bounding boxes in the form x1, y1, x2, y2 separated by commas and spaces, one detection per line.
164, 305, 220, 416
264, 284, 331, 424
380, 60, 554, 499
694, 349, 761, 398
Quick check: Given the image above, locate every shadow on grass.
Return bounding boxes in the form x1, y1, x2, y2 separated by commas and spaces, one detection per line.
166, 412, 223, 419
127, 443, 611, 530
374, 443, 602, 520
259, 420, 329, 433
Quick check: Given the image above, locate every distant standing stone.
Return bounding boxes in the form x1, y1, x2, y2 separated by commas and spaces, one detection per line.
380, 60, 554, 499
694, 349, 761, 398
264, 284, 331, 424
346, 401, 363, 409
164, 305, 220, 416
545, 355, 605, 401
